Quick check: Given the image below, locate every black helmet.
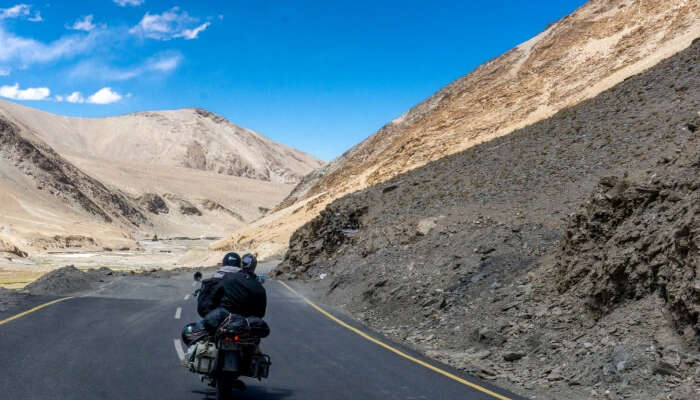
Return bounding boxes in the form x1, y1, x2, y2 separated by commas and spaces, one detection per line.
241, 253, 257, 273
181, 322, 208, 347
222, 252, 241, 268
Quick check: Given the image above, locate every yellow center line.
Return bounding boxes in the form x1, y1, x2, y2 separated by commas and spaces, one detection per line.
0, 297, 75, 326
276, 280, 513, 400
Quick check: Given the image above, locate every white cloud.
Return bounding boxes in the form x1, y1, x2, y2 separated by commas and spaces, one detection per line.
130, 7, 210, 40
68, 51, 183, 81
0, 4, 30, 19
87, 87, 122, 104
0, 25, 100, 66
175, 22, 210, 40
0, 4, 41, 21
0, 83, 50, 100
0, 68, 10, 76
69, 15, 97, 32
114, 0, 144, 6
54, 95, 63, 102
66, 91, 85, 103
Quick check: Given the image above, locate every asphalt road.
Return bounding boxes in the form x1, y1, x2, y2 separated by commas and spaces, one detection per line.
0, 272, 527, 400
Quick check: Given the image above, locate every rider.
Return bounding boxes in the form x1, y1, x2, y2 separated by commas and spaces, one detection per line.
196, 252, 241, 318
202, 253, 267, 332
218, 253, 267, 318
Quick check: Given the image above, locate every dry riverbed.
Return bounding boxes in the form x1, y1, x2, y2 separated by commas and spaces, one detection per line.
0, 237, 219, 289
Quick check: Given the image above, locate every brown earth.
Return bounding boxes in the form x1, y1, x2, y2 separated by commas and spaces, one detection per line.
275, 39, 700, 399
219, 0, 700, 259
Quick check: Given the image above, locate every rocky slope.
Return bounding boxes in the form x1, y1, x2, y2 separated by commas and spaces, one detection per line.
0, 119, 147, 228
275, 39, 700, 399
218, 0, 700, 258
0, 101, 324, 184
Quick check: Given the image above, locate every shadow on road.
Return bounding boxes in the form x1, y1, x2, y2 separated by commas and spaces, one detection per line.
193, 386, 294, 400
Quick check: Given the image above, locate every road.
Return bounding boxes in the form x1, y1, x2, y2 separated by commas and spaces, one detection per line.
0, 271, 527, 400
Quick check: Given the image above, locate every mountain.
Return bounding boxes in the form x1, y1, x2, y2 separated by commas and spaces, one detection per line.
0, 101, 322, 259
275, 38, 700, 400
213, 0, 700, 258
0, 101, 324, 184
0, 116, 146, 253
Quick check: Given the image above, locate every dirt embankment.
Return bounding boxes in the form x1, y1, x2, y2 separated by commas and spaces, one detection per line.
276, 40, 700, 399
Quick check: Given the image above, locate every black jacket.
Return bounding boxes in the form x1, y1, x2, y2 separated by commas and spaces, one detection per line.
216, 271, 267, 318
196, 277, 222, 318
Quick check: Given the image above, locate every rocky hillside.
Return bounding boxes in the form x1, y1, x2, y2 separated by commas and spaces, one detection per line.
275, 39, 699, 399
0, 101, 324, 184
218, 0, 699, 258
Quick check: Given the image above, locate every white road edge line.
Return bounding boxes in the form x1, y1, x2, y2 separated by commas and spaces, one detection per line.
174, 307, 182, 320
184, 294, 190, 301
174, 339, 185, 361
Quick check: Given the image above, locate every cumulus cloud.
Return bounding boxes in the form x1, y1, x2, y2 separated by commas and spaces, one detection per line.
130, 7, 210, 40
114, 0, 144, 6
87, 87, 122, 104
0, 4, 41, 21
68, 51, 183, 81
0, 83, 50, 100
69, 15, 97, 32
0, 25, 100, 66
66, 91, 85, 103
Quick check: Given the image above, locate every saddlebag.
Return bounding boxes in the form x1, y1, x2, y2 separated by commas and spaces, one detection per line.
250, 353, 271, 379
190, 341, 217, 374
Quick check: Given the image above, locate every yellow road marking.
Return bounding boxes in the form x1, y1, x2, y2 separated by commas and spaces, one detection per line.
0, 297, 74, 326
276, 280, 513, 400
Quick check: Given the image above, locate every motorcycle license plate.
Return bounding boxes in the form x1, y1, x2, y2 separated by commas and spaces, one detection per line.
221, 351, 241, 372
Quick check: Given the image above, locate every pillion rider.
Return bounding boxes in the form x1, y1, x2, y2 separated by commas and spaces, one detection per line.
199, 253, 267, 333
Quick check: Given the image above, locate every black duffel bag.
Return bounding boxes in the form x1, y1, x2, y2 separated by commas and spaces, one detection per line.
216, 313, 271, 340
247, 317, 270, 338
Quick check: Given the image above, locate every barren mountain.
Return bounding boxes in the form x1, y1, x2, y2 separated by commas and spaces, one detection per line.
216, 0, 700, 258
0, 101, 314, 264
0, 117, 147, 256
0, 101, 324, 184
276, 38, 700, 400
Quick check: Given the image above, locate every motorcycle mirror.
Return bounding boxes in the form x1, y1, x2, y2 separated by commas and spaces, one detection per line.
193, 271, 202, 282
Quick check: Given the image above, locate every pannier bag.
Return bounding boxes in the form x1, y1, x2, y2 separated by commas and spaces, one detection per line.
190, 341, 217, 374
250, 353, 272, 379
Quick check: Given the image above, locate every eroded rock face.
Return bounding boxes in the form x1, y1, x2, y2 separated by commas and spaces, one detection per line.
139, 193, 169, 215
280, 203, 367, 274
556, 147, 700, 337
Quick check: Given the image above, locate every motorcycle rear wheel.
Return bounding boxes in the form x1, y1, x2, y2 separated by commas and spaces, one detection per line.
215, 372, 235, 400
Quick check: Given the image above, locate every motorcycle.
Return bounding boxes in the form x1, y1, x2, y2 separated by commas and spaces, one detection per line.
186, 272, 272, 400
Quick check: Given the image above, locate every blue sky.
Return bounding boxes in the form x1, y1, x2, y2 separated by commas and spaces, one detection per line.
0, 1, 587, 160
